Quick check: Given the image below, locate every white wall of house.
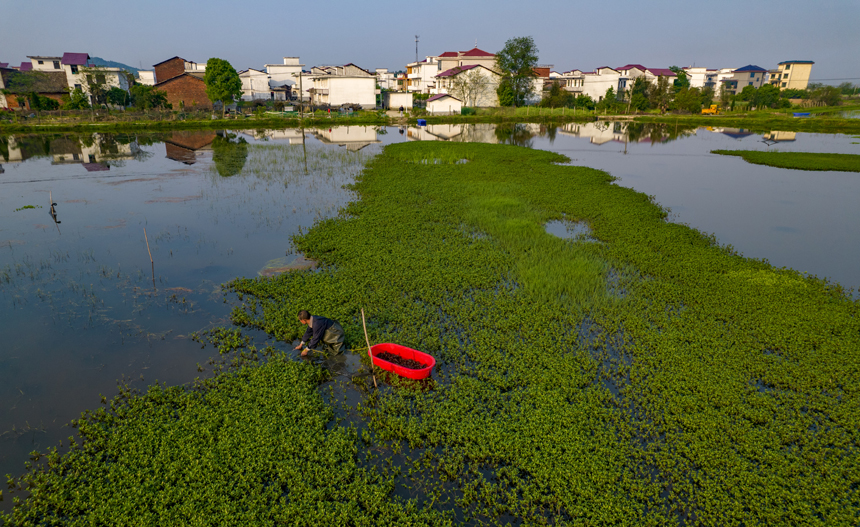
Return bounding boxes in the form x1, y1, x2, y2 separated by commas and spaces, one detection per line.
384, 91, 412, 110
435, 66, 500, 107
580, 68, 626, 101
406, 58, 440, 93
137, 71, 156, 86
427, 95, 462, 114
240, 69, 272, 100
311, 76, 376, 108
375, 68, 395, 90
28, 57, 63, 72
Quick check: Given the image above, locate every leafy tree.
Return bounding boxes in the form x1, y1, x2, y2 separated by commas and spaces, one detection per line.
204, 58, 242, 117
780, 88, 808, 99
810, 85, 841, 106
753, 84, 781, 109
130, 85, 169, 110
573, 93, 595, 110
449, 68, 494, 107
64, 87, 91, 110
106, 86, 130, 107
627, 77, 651, 112
700, 86, 715, 108
649, 76, 672, 113
718, 82, 734, 110
496, 78, 516, 107
738, 85, 758, 102
494, 36, 539, 107
669, 66, 690, 92
537, 81, 574, 108
596, 87, 617, 112
670, 87, 702, 113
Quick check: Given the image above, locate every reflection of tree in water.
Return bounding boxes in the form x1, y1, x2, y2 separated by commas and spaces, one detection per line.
494, 123, 534, 148
211, 132, 249, 177
625, 122, 697, 145
0, 135, 9, 162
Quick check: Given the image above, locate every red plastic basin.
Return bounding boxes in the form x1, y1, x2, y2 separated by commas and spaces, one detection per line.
370, 343, 435, 380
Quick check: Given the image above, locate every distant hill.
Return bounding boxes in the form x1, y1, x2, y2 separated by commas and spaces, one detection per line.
89, 56, 141, 76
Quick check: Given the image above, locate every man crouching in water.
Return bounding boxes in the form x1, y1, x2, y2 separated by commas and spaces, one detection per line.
294, 310, 345, 357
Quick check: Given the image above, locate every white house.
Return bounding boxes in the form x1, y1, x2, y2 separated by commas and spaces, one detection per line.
310, 75, 376, 109
720, 65, 768, 96
375, 68, 396, 90
137, 71, 156, 86
239, 68, 271, 101
426, 93, 462, 115
406, 57, 440, 93
266, 57, 303, 99
384, 91, 412, 110
434, 64, 501, 107
407, 47, 497, 95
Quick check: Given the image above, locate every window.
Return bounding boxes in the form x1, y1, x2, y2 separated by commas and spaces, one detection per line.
74, 84, 82, 91
53, 61, 60, 69
785, 64, 791, 70
71, 65, 78, 74
750, 73, 755, 78
748, 82, 753, 86
96, 74, 106, 84
38, 60, 44, 65
783, 73, 788, 79
781, 82, 787, 87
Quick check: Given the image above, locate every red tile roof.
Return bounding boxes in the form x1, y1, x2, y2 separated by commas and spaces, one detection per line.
19, 62, 32, 71
427, 93, 460, 102
647, 68, 677, 77
616, 64, 647, 72
62, 52, 90, 66
436, 64, 479, 77
438, 52, 459, 58
459, 47, 494, 57
0, 63, 7, 68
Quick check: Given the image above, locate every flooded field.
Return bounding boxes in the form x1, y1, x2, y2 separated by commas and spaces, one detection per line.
1, 123, 858, 486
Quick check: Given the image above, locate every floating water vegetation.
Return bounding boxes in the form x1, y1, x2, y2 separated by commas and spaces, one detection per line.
712, 149, 860, 172
13, 205, 42, 212
4, 142, 859, 525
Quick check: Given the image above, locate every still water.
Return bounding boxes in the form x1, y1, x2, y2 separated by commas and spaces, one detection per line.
1, 123, 858, 482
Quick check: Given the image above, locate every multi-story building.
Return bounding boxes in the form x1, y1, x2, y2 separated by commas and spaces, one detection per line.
767, 61, 814, 90
719, 65, 768, 96
153, 56, 211, 109
407, 47, 497, 94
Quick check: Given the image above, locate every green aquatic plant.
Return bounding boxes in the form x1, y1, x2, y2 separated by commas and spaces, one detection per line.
712, 150, 860, 172
13, 205, 41, 212
5, 142, 859, 526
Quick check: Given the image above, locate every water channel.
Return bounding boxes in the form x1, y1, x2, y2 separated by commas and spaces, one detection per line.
1, 123, 858, 484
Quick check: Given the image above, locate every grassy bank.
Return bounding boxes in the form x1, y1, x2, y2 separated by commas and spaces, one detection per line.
712, 150, 860, 172
4, 143, 858, 525
633, 113, 860, 134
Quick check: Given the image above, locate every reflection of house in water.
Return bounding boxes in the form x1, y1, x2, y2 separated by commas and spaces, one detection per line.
763, 131, 796, 142
706, 127, 755, 140
560, 122, 628, 144
164, 131, 216, 164
238, 129, 306, 144
406, 124, 500, 143
310, 126, 380, 152
1, 134, 139, 171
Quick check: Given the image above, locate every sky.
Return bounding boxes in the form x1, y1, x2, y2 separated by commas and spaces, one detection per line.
2, 0, 858, 84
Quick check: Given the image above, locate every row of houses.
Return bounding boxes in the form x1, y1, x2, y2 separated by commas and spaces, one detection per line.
0, 53, 130, 109
1, 47, 815, 112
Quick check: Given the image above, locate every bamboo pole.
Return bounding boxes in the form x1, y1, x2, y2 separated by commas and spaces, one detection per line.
143, 227, 155, 290
360, 308, 378, 389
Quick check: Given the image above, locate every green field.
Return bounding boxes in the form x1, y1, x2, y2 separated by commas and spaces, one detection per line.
3, 143, 858, 526
712, 150, 860, 172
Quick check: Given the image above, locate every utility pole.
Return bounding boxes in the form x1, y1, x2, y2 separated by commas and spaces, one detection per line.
415, 35, 420, 63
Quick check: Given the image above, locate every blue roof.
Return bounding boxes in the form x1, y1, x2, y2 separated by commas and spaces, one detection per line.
733, 65, 767, 73
778, 60, 814, 65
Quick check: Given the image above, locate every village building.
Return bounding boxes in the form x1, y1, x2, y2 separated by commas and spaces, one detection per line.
153, 56, 211, 109
768, 61, 814, 90
0, 66, 69, 109
426, 93, 462, 115
720, 65, 768, 96
434, 64, 501, 107
384, 91, 412, 110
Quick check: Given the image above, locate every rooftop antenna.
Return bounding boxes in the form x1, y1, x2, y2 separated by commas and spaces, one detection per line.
475, 38, 478, 48
415, 35, 420, 63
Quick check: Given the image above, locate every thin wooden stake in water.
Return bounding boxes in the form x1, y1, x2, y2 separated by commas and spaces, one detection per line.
361, 308, 378, 389
143, 227, 155, 290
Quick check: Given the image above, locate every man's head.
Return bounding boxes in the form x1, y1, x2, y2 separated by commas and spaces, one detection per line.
298, 310, 311, 324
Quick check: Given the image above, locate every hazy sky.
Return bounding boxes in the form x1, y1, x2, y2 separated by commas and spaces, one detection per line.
3, 0, 858, 83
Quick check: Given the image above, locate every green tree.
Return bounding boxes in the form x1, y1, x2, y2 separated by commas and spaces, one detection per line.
669, 66, 690, 92
64, 87, 91, 110
449, 68, 494, 107
204, 58, 242, 117
537, 81, 574, 108
753, 84, 781, 109
496, 78, 516, 107
596, 87, 617, 112
738, 85, 758, 102
670, 87, 702, 113
573, 93, 595, 110
494, 36, 539, 107
130, 85, 169, 110
627, 77, 651, 112
106, 86, 130, 107
700, 86, 715, 108
649, 76, 672, 113
810, 85, 841, 106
